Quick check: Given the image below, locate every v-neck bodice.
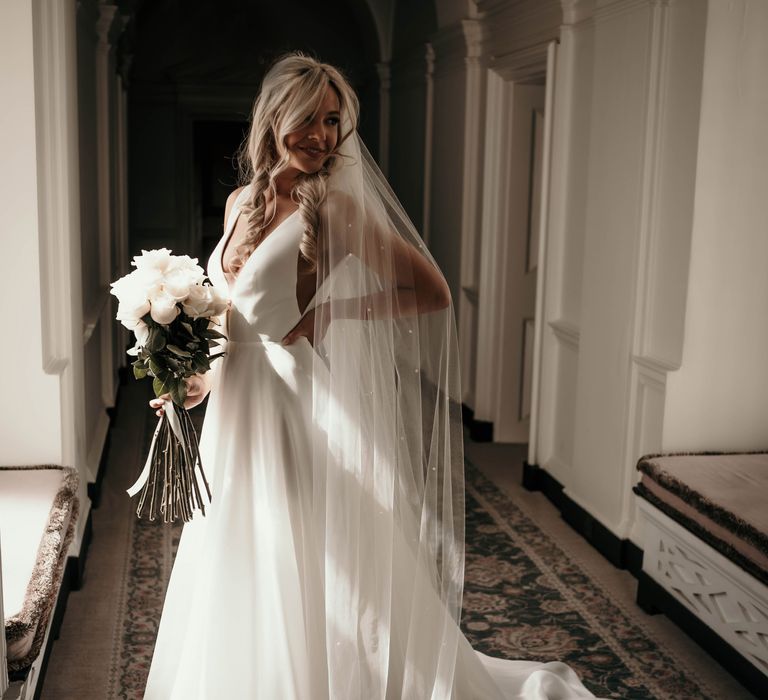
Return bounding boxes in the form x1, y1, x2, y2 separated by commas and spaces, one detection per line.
207, 187, 306, 344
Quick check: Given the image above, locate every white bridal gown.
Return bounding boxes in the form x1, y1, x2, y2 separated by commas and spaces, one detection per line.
143, 192, 601, 700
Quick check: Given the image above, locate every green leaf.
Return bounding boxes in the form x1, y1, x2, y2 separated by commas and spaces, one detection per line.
201, 328, 226, 340
167, 344, 192, 358
165, 356, 181, 372
150, 326, 168, 351
148, 357, 165, 377
133, 365, 148, 380
169, 378, 187, 407
152, 375, 171, 398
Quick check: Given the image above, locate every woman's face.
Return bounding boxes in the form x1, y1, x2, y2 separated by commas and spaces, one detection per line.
283, 84, 341, 175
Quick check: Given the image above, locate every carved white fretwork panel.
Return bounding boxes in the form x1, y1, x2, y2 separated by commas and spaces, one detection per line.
639, 499, 768, 676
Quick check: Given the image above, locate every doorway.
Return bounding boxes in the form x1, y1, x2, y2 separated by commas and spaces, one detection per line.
192, 120, 249, 264
474, 48, 555, 445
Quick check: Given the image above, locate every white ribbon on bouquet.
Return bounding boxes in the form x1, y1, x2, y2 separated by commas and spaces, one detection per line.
126, 398, 185, 497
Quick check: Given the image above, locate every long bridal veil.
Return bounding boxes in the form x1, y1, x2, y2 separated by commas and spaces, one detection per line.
303, 113, 602, 700
307, 123, 468, 698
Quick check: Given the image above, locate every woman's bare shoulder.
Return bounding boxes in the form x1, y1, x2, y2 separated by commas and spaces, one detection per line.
224, 185, 248, 223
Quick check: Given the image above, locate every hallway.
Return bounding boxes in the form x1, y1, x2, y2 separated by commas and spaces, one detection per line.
34, 381, 755, 700
3, 0, 768, 697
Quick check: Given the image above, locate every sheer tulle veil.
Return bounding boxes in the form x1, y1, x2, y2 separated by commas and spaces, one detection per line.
306, 110, 466, 696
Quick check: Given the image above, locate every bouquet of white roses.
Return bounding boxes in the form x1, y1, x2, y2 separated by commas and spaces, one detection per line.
110, 248, 229, 523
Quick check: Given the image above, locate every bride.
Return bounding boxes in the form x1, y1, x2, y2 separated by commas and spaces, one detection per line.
144, 52, 600, 699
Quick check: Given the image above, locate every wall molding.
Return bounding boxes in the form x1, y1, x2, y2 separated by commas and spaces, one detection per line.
548, 318, 581, 349
488, 40, 550, 80
82, 288, 110, 344
594, 0, 660, 25
632, 352, 679, 374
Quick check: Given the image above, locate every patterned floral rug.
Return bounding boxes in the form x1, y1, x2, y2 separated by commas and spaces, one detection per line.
107, 413, 717, 698
461, 465, 716, 699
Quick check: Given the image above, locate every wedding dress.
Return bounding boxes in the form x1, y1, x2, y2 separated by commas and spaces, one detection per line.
142, 181, 602, 700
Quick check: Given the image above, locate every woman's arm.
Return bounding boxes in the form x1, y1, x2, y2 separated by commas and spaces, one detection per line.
324, 190, 451, 315
281, 196, 450, 346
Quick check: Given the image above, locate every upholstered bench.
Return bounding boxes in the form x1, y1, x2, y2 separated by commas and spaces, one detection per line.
1, 465, 79, 683
633, 452, 768, 695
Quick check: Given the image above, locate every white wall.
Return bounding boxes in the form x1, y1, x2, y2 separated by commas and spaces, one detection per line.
663, 0, 768, 451
446, 0, 712, 546
0, 0, 126, 559
559, 0, 708, 540
0, 0, 64, 466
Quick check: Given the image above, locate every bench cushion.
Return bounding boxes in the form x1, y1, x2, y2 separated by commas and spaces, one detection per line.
1, 465, 79, 672
634, 452, 768, 585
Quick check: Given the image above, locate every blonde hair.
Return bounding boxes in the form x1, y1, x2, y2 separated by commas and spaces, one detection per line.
234, 52, 359, 272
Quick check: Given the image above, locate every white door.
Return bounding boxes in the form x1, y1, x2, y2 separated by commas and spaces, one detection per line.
475, 76, 546, 443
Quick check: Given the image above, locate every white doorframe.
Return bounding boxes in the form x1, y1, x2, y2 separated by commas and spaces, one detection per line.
528, 40, 558, 464
474, 67, 512, 424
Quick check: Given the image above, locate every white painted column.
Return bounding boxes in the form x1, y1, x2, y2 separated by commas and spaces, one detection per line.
567, 0, 707, 541
535, 0, 594, 486
457, 19, 486, 408
95, 2, 121, 409
527, 40, 558, 467
428, 19, 486, 404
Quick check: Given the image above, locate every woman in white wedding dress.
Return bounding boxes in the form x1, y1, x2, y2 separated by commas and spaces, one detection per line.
143, 53, 601, 700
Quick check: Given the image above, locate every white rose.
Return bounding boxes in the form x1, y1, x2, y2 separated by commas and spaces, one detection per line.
163, 266, 198, 301
166, 254, 205, 280
182, 284, 229, 319
110, 270, 141, 302
149, 290, 180, 325
181, 284, 212, 318
115, 287, 151, 328
111, 267, 163, 306
134, 320, 150, 346
126, 320, 150, 357
131, 248, 172, 274
207, 285, 230, 317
